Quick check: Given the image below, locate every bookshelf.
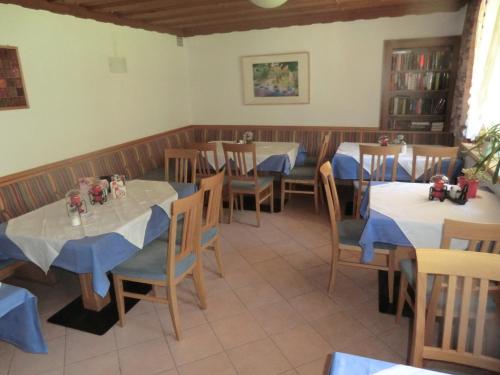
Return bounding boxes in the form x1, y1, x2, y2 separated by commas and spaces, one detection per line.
380, 36, 461, 132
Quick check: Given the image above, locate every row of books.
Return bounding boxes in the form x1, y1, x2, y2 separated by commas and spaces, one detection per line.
391, 49, 451, 71
389, 71, 450, 91
389, 97, 447, 115
388, 120, 445, 132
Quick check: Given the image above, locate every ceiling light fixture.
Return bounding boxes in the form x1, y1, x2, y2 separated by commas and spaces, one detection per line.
250, 0, 288, 9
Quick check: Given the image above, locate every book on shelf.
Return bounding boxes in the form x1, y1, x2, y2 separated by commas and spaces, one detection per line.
389, 71, 450, 91
391, 49, 451, 71
410, 121, 430, 130
431, 122, 444, 132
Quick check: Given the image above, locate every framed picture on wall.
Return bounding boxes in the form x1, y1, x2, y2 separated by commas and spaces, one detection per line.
241, 52, 309, 105
0, 46, 29, 110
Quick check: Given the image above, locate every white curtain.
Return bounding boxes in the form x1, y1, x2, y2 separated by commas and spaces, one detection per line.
466, 0, 500, 139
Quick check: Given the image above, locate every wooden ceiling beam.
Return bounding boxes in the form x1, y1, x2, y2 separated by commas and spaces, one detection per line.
0, 0, 183, 35
179, 0, 466, 36
88, 0, 241, 13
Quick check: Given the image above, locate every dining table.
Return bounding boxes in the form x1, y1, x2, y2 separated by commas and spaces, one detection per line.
332, 142, 462, 182
359, 181, 500, 263
329, 352, 450, 374
0, 283, 47, 353
0, 180, 196, 333
207, 140, 306, 175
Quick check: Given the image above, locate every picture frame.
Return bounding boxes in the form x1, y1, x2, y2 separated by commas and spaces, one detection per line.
241, 52, 309, 105
0, 46, 29, 111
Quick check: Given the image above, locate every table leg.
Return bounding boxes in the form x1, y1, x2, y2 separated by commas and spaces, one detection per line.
78, 273, 111, 311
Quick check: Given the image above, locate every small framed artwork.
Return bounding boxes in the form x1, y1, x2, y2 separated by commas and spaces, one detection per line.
241, 52, 309, 105
0, 46, 29, 110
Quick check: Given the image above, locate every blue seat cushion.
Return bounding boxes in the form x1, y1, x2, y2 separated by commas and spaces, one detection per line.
111, 239, 195, 281
230, 176, 273, 191
400, 258, 497, 312
287, 166, 316, 180
202, 226, 218, 246
338, 219, 395, 250
0, 259, 17, 270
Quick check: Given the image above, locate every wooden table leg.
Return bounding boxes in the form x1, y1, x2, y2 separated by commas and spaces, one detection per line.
79, 273, 111, 311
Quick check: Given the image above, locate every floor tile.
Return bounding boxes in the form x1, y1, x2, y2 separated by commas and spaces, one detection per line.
65, 329, 116, 364
234, 282, 284, 309
211, 312, 267, 349
203, 289, 246, 322
0, 349, 12, 375
289, 291, 341, 322
271, 324, 332, 367
224, 264, 266, 289
339, 335, 404, 363
296, 357, 331, 375
270, 239, 308, 257
64, 351, 120, 375
250, 301, 306, 336
113, 311, 163, 349
178, 352, 237, 375
9, 336, 65, 375
238, 243, 279, 264
284, 251, 325, 271
227, 337, 291, 375
118, 337, 175, 375
166, 324, 223, 366
309, 311, 374, 350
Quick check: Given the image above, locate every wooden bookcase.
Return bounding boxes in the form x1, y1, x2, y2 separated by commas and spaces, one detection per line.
380, 36, 461, 133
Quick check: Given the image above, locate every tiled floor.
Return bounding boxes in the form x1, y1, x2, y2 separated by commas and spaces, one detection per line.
0, 198, 497, 375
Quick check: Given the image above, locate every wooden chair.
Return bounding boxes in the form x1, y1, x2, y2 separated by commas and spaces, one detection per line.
353, 144, 401, 219
320, 161, 395, 294
199, 170, 225, 276
411, 249, 500, 372
0, 259, 24, 280
164, 149, 198, 183
412, 145, 459, 182
222, 142, 273, 227
396, 219, 500, 323
192, 142, 219, 178
112, 190, 206, 341
281, 132, 330, 213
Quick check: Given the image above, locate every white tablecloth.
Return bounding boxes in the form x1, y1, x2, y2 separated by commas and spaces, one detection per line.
207, 141, 300, 171
375, 365, 447, 375
336, 142, 451, 180
5, 180, 178, 272
370, 182, 500, 250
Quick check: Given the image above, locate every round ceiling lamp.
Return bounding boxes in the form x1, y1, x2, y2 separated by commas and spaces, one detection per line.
250, 0, 288, 8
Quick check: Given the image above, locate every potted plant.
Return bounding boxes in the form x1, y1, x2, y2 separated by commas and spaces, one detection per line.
469, 123, 500, 184
458, 167, 484, 198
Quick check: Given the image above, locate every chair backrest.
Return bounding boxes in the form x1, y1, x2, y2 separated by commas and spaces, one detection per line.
222, 142, 258, 184
412, 145, 459, 182
166, 189, 203, 279
359, 144, 401, 184
412, 249, 500, 372
192, 142, 219, 178
199, 170, 225, 231
441, 219, 500, 253
164, 149, 198, 183
320, 162, 341, 247
315, 133, 332, 175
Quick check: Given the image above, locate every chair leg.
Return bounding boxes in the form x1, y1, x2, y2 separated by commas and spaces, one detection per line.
352, 187, 358, 218
388, 251, 396, 304
214, 237, 224, 277
269, 184, 274, 213
255, 191, 261, 227
192, 261, 207, 309
280, 179, 285, 212
167, 283, 182, 340
328, 245, 339, 295
395, 273, 408, 323
314, 183, 319, 214
239, 195, 244, 211
229, 192, 234, 224
152, 285, 161, 298
113, 275, 125, 327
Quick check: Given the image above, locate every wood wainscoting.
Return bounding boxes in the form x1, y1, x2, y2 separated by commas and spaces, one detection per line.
193, 125, 454, 157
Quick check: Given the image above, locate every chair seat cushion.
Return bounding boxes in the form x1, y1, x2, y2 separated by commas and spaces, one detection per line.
202, 226, 218, 245
231, 176, 273, 191
111, 239, 195, 281
338, 219, 395, 250
287, 166, 316, 180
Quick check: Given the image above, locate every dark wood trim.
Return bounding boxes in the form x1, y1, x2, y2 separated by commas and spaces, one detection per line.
0, 125, 194, 186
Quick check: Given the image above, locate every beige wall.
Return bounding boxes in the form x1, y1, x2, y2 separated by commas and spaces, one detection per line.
0, 4, 191, 177
186, 8, 466, 127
